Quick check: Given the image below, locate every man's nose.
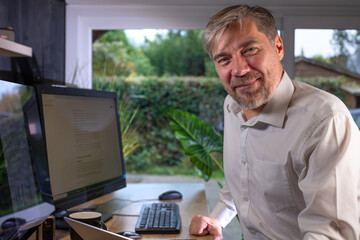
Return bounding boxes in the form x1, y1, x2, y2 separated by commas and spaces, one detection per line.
231, 56, 250, 77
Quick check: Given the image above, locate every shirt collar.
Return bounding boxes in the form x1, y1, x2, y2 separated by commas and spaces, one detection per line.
228, 71, 294, 128
258, 71, 294, 128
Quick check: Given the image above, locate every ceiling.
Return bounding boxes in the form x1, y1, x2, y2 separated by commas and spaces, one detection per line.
65, 0, 360, 18
66, 0, 360, 8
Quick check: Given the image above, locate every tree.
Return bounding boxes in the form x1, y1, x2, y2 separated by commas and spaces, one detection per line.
331, 30, 360, 70
142, 30, 209, 76
97, 30, 130, 45
92, 30, 155, 77
312, 55, 331, 64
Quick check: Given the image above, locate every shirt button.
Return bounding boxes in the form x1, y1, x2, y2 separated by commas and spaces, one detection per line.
241, 160, 247, 165
243, 197, 249, 202
249, 229, 256, 235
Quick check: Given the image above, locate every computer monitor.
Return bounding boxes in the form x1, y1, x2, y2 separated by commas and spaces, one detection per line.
0, 79, 55, 239
29, 85, 127, 228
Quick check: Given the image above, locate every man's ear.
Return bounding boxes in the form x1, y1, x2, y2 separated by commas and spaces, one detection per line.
275, 35, 284, 60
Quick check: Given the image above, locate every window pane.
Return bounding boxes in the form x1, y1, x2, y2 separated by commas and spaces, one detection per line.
295, 29, 360, 109
295, 29, 335, 58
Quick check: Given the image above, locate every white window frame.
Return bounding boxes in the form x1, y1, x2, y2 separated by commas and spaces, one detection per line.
282, 15, 360, 79
66, 3, 360, 88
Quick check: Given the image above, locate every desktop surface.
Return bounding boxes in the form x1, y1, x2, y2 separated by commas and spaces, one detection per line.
56, 183, 213, 240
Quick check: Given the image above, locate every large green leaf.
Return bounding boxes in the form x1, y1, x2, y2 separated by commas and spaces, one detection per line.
162, 108, 223, 181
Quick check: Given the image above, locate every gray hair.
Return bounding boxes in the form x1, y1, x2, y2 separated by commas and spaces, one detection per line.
203, 5, 278, 58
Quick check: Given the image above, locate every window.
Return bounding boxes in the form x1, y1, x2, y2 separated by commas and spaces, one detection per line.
294, 29, 360, 108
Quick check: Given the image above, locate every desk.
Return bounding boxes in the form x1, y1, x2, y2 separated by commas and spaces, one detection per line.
56, 183, 213, 239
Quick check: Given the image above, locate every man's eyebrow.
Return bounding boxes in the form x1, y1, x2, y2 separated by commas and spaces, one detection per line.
213, 52, 227, 61
213, 39, 261, 61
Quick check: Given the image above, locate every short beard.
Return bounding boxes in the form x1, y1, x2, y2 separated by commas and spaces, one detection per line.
230, 73, 272, 110
233, 85, 271, 110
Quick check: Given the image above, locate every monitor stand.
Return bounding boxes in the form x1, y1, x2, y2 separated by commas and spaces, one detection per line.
54, 198, 129, 229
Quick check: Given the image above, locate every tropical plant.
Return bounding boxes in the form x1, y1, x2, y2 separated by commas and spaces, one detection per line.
92, 75, 143, 158
163, 108, 245, 239
118, 100, 142, 158
162, 108, 223, 182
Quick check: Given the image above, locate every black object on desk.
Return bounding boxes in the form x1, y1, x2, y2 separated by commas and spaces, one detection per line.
135, 203, 181, 234
158, 190, 183, 200
1, 218, 26, 229
118, 231, 142, 239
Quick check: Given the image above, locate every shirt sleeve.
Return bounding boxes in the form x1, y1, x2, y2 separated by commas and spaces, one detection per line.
209, 184, 238, 228
298, 112, 360, 239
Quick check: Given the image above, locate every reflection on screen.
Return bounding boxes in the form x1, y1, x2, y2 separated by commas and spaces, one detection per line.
0, 80, 54, 236
0, 82, 39, 214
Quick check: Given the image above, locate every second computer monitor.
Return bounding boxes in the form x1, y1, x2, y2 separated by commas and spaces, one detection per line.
33, 86, 126, 222
0, 79, 55, 239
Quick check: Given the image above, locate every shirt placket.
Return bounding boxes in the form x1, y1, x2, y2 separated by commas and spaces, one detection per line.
239, 124, 250, 219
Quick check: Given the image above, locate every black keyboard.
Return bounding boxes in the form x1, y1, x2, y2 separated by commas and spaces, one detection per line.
135, 203, 181, 234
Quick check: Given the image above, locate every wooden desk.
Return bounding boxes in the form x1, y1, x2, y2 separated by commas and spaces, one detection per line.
56, 183, 212, 239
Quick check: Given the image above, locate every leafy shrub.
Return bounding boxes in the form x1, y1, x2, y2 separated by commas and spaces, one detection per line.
93, 76, 227, 173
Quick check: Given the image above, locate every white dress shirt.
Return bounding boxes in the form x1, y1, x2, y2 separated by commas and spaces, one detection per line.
210, 72, 360, 239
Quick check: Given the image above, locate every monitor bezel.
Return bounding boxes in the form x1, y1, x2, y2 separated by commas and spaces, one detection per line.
34, 85, 127, 213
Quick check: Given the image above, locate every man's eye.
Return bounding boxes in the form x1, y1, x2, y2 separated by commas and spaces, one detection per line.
243, 47, 258, 56
217, 58, 229, 65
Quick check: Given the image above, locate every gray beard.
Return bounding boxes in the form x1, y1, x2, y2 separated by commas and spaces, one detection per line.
232, 84, 272, 110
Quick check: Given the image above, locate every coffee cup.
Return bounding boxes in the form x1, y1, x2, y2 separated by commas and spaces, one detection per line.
69, 211, 107, 240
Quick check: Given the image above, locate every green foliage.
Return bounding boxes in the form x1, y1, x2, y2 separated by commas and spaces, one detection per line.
91, 29, 352, 179
141, 30, 209, 76
92, 30, 155, 77
93, 29, 212, 78
97, 30, 130, 45
93, 41, 133, 76
118, 100, 142, 158
162, 108, 223, 181
296, 76, 347, 102
312, 55, 331, 64
205, 58, 218, 77
128, 49, 155, 77
93, 76, 227, 174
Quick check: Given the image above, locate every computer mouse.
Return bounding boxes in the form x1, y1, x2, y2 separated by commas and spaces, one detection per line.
117, 231, 142, 239
1, 217, 26, 229
158, 190, 183, 200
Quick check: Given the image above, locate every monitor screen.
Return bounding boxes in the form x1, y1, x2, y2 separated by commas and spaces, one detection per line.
31, 86, 126, 227
0, 80, 55, 239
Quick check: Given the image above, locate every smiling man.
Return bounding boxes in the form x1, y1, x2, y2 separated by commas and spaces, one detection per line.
189, 5, 360, 240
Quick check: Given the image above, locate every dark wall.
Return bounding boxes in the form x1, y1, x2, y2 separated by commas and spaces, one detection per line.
0, 0, 65, 85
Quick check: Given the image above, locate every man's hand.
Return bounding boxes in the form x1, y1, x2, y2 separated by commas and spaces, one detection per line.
189, 215, 223, 240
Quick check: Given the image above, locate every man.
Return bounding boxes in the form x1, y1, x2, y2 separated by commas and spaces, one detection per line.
189, 5, 360, 240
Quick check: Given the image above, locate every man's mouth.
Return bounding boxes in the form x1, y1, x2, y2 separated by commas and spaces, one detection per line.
232, 78, 259, 90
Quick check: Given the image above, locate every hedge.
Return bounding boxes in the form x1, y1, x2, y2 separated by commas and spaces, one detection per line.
93, 76, 227, 173
93, 75, 346, 174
